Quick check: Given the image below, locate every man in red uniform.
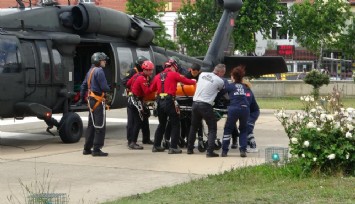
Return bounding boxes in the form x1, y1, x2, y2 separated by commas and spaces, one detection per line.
126, 60, 154, 150
149, 59, 196, 154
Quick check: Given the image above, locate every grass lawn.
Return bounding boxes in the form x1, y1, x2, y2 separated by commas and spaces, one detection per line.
105, 163, 355, 204
257, 97, 355, 110
104, 97, 355, 204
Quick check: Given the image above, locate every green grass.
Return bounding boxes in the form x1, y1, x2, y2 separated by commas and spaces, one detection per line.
104, 162, 355, 204
257, 97, 355, 110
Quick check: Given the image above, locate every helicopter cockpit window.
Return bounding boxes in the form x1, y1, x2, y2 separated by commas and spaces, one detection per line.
116, 47, 134, 80
0, 39, 20, 73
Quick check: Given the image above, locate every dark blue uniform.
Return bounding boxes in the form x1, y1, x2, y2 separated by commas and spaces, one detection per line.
222, 82, 250, 154
81, 66, 110, 152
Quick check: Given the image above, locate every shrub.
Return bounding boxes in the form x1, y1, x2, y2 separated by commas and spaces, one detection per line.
303, 70, 330, 100
275, 87, 354, 175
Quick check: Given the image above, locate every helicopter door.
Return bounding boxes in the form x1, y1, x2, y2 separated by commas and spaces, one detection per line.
0, 36, 24, 117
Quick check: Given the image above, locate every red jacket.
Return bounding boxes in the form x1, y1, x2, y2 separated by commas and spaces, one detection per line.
150, 69, 196, 96
127, 72, 151, 98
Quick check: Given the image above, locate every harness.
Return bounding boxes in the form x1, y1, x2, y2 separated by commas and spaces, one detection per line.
158, 72, 180, 114
128, 72, 147, 121
87, 67, 106, 128
87, 67, 105, 112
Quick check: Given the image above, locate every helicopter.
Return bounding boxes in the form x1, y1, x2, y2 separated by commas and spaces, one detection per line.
0, 0, 287, 143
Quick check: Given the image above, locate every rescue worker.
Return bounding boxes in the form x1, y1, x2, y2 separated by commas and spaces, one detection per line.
221, 66, 250, 158
181, 63, 203, 146
122, 56, 153, 145
230, 80, 260, 152
150, 59, 196, 154
80, 52, 110, 157
126, 60, 154, 150
164, 62, 202, 148
187, 64, 226, 157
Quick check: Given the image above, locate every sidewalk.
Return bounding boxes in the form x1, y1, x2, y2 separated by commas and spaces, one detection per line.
0, 109, 289, 203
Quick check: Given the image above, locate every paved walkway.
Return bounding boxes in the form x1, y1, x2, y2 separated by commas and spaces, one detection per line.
0, 109, 289, 203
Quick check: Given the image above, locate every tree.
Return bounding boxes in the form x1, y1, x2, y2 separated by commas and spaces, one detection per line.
336, 21, 355, 60
304, 70, 330, 100
176, 0, 281, 56
280, 0, 352, 68
126, 0, 178, 50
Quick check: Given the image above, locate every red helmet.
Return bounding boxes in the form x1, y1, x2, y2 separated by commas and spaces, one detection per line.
141, 60, 154, 70
164, 59, 179, 71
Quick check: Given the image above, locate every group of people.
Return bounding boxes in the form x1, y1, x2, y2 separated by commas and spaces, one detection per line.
79, 52, 259, 158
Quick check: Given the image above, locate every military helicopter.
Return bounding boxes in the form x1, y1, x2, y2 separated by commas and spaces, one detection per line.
0, 0, 287, 143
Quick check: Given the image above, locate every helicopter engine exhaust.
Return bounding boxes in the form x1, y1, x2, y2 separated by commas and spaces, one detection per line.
71, 3, 154, 46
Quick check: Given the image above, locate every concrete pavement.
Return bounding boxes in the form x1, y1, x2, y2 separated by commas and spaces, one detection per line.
0, 109, 289, 203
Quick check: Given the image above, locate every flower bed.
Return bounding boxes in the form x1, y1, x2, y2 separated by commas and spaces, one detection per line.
275, 88, 354, 175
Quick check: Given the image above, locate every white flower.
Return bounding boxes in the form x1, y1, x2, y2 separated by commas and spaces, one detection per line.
345, 132, 352, 138
291, 137, 298, 144
346, 124, 353, 131
326, 115, 334, 121
306, 122, 316, 128
317, 128, 321, 131
310, 108, 316, 113
299, 114, 304, 120
327, 154, 336, 160
310, 97, 314, 102
303, 141, 310, 147
300, 96, 304, 101
320, 114, 327, 122
334, 122, 341, 129
277, 111, 288, 118
302, 154, 305, 158
346, 153, 349, 160
305, 97, 310, 102
346, 107, 354, 113
313, 157, 317, 162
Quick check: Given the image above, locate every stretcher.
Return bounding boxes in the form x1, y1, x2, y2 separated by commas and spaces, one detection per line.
144, 83, 228, 152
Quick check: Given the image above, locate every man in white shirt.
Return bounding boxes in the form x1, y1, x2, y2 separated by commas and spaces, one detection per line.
187, 64, 226, 157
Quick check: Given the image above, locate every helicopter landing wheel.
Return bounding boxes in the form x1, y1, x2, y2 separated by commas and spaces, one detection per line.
58, 112, 83, 143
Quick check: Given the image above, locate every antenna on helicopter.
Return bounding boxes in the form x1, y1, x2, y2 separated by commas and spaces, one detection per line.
16, 0, 25, 9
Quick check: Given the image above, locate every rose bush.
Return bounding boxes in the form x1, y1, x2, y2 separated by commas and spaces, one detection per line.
275, 88, 354, 175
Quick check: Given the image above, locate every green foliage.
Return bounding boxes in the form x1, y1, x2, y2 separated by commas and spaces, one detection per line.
336, 20, 355, 59
280, 0, 352, 56
177, 0, 280, 56
126, 0, 178, 50
233, 0, 281, 54
275, 88, 355, 176
106, 162, 355, 204
177, 0, 220, 56
304, 70, 330, 99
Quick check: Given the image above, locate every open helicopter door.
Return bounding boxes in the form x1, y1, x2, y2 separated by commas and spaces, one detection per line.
0, 35, 24, 118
